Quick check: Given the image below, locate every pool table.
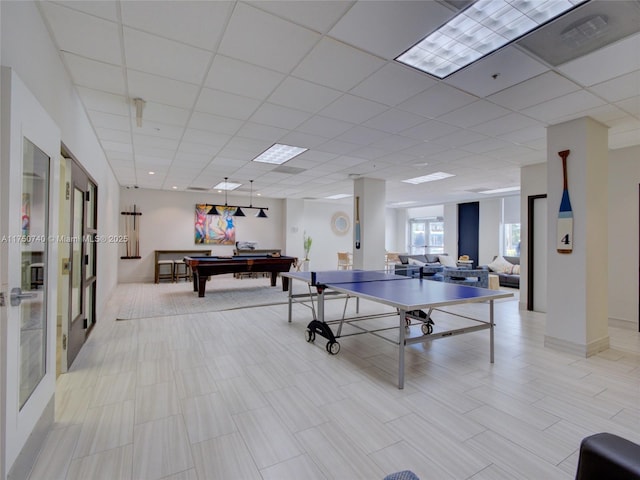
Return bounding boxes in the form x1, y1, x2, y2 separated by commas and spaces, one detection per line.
184, 255, 296, 297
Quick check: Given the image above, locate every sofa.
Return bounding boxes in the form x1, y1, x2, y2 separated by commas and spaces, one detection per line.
485, 255, 520, 288
394, 253, 453, 279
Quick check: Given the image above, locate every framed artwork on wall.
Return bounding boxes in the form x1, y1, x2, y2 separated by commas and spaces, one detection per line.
195, 204, 236, 244
331, 211, 351, 236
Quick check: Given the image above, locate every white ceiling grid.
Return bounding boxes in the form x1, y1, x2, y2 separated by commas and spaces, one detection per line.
37, 0, 640, 206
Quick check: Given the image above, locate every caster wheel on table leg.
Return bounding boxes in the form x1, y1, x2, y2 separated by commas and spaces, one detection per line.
305, 329, 315, 343
421, 323, 433, 335
326, 341, 340, 355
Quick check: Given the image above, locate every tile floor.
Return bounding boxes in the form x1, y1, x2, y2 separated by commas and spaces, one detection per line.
27, 283, 640, 480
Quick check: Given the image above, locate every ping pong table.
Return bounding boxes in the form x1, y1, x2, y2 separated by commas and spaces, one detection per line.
282, 269, 513, 389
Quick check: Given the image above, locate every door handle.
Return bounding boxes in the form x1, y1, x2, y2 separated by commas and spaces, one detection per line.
10, 287, 37, 306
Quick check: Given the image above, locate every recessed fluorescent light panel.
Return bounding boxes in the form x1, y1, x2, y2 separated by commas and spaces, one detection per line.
325, 194, 352, 200
396, 0, 587, 78
252, 143, 308, 165
390, 201, 418, 207
213, 181, 242, 191
480, 186, 521, 194
403, 172, 455, 184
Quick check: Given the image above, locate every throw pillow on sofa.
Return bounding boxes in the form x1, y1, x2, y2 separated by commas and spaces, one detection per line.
408, 258, 427, 266
438, 255, 457, 268
488, 256, 514, 273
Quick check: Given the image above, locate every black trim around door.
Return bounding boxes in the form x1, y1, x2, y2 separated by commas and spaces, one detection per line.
527, 194, 547, 311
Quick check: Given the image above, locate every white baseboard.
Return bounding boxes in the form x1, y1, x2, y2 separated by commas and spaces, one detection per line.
544, 334, 610, 357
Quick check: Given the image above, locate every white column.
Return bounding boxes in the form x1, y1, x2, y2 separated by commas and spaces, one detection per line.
352, 178, 386, 270
545, 117, 609, 356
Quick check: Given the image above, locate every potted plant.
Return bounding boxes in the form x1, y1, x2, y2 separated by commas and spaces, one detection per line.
303, 232, 312, 260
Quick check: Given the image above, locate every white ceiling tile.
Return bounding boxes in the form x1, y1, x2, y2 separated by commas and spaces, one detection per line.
63, 53, 125, 95
278, 131, 329, 149
295, 115, 355, 138
438, 101, 511, 129
204, 55, 285, 100
76, 87, 128, 116
89, 111, 130, 131
134, 147, 174, 160
400, 141, 450, 158
336, 126, 389, 146
268, 77, 342, 113
521, 91, 607, 123
589, 71, 640, 103
218, 2, 320, 73
498, 126, 547, 145
558, 32, 640, 87
182, 129, 230, 149
133, 134, 179, 151
398, 83, 477, 118
350, 63, 435, 106
178, 142, 220, 156
615, 97, 640, 117
188, 112, 243, 135
461, 138, 513, 155
319, 94, 387, 124
248, 1, 352, 33
127, 70, 199, 109
55, 1, 119, 21
123, 27, 212, 84
236, 123, 289, 143
293, 37, 385, 91
445, 47, 549, 98
175, 152, 211, 165
488, 72, 581, 111
121, 1, 232, 50
96, 128, 130, 143
370, 135, 422, 153
400, 120, 462, 142
363, 109, 426, 134
433, 129, 490, 147
132, 121, 184, 140
132, 102, 190, 127
249, 103, 311, 130
470, 113, 543, 137
102, 140, 133, 154
195, 88, 261, 120
315, 139, 362, 156
329, 0, 454, 59
40, 2, 121, 64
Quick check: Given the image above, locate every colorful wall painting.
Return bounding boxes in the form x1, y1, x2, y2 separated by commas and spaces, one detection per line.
195, 204, 236, 244
22, 193, 30, 235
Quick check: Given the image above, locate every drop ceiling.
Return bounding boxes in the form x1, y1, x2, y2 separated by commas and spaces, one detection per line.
38, 0, 640, 207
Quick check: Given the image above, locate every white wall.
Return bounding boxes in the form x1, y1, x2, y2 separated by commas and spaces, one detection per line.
521, 162, 548, 310
608, 145, 640, 325
521, 145, 639, 326
119, 188, 286, 282
478, 198, 501, 266
1, 0, 120, 315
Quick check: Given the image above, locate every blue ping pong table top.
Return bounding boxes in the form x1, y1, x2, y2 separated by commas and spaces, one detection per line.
283, 270, 512, 310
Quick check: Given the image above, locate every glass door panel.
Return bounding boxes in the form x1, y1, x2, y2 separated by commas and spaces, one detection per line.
70, 188, 83, 320
19, 138, 49, 409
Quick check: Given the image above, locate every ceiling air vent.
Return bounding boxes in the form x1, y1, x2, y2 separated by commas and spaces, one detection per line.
187, 187, 210, 191
273, 165, 306, 175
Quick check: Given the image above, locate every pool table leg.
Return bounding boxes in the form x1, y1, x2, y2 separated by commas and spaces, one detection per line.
270, 272, 278, 287
195, 272, 207, 297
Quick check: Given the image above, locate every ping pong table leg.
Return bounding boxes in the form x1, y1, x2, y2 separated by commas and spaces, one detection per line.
398, 308, 406, 389
490, 300, 494, 363
288, 281, 293, 323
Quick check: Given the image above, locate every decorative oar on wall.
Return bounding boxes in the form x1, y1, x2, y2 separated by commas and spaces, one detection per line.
557, 150, 573, 254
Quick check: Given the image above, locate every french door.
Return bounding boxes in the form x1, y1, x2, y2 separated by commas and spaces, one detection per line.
66, 159, 97, 367
1, 69, 60, 479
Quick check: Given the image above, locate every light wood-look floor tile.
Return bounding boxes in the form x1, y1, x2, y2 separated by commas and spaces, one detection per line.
25, 281, 640, 480
67, 444, 133, 480
132, 415, 194, 480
